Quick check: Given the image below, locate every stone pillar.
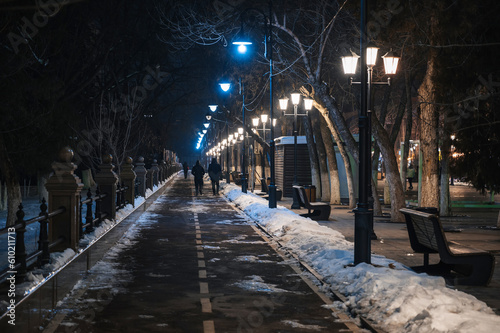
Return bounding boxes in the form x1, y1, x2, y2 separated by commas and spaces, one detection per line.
151, 159, 159, 187
147, 168, 154, 191
134, 156, 147, 197
94, 154, 119, 220
45, 147, 84, 251
161, 161, 167, 182
120, 157, 136, 207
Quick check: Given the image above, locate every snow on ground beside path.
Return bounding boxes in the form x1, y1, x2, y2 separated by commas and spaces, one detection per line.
1, 178, 167, 302
221, 183, 500, 333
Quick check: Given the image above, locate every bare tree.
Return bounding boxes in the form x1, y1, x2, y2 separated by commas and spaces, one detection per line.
156, 0, 410, 220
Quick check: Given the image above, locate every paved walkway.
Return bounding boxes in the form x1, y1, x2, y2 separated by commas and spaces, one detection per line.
43, 176, 359, 333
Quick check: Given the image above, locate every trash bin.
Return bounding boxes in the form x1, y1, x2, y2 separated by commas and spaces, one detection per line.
415, 207, 439, 216
303, 185, 316, 202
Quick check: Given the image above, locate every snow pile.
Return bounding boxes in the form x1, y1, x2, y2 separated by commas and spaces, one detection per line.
12, 249, 77, 298
222, 183, 500, 333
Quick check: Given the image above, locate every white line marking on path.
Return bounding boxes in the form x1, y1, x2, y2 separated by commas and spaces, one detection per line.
203, 320, 215, 332
199, 282, 209, 294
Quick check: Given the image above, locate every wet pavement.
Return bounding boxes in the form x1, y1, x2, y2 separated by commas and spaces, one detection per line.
42, 176, 359, 333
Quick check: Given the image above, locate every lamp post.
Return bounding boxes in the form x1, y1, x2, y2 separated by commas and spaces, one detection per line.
450, 134, 456, 186
341, 1, 399, 265
252, 117, 260, 131
253, 114, 275, 141
237, 125, 248, 192
280, 93, 313, 209
232, 0, 276, 207
252, 115, 276, 185
219, 80, 248, 193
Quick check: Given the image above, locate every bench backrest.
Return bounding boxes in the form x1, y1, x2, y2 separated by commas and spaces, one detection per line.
400, 208, 445, 254
297, 186, 310, 207
260, 178, 269, 193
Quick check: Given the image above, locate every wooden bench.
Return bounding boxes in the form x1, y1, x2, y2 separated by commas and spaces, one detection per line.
259, 177, 269, 193
255, 178, 282, 201
231, 172, 242, 185
400, 208, 495, 286
293, 186, 331, 221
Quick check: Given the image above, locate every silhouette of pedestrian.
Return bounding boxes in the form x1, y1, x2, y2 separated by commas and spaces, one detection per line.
191, 160, 205, 195
183, 162, 189, 179
407, 164, 415, 190
208, 158, 222, 195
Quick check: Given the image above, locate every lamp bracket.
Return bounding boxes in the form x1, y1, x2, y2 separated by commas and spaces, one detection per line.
283, 112, 308, 117
350, 77, 391, 86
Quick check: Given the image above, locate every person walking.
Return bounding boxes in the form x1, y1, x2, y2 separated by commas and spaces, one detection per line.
208, 158, 222, 195
407, 164, 416, 190
191, 160, 205, 195
183, 162, 189, 179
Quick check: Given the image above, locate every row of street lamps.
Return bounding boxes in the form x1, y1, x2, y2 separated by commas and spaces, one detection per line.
280, 93, 314, 209
203, 89, 314, 209
196, 0, 400, 266
204, 106, 276, 189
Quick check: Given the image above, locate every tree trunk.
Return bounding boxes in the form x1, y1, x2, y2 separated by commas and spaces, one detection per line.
418, 49, 440, 208
318, 114, 341, 204
314, 83, 359, 162
0, 181, 6, 211
402, 72, 413, 191
440, 144, 451, 216
316, 103, 356, 208
440, 129, 452, 216
384, 180, 391, 205
371, 147, 384, 216
37, 171, 50, 202
302, 115, 321, 198
315, 113, 341, 205
0, 134, 22, 227
260, 149, 266, 181
372, 116, 406, 222
311, 111, 330, 201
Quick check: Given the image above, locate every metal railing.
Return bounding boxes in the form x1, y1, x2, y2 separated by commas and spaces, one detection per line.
79, 187, 108, 236
116, 183, 129, 210
0, 164, 182, 285
0, 200, 65, 282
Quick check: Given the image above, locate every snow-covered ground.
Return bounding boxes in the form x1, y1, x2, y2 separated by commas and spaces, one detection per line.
221, 183, 500, 333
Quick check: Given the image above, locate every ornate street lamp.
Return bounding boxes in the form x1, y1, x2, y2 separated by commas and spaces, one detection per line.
219, 82, 231, 92
219, 80, 248, 193
231, 1, 277, 207
252, 117, 259, 128
280, 93, 313, 209
342, 2, 400, 265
